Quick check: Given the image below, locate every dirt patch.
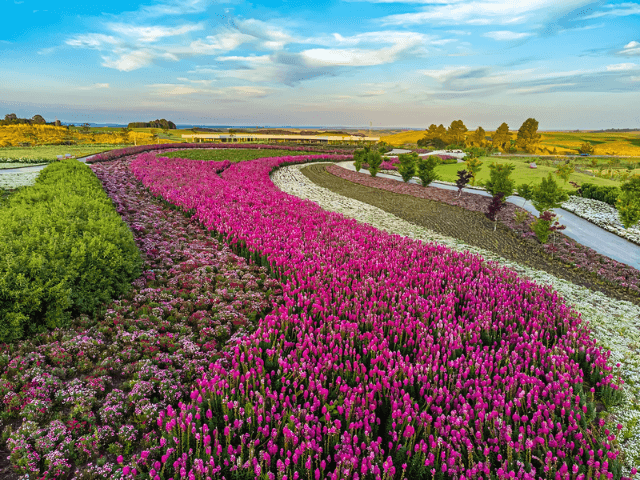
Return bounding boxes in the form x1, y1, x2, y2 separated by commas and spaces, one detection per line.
301, 163, 640, 306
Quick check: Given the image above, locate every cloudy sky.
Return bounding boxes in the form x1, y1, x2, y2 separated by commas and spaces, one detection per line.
1, 0, 639, 128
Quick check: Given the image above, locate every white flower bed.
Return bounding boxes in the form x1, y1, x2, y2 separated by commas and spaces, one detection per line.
563, 196, 640, 245
0, 171, 39, 190
272, 162, 640, 475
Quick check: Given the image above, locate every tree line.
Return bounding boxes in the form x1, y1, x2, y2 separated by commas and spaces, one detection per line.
417, 118, 543, 153
127, 119, 177, 129
1, 113, 62, 127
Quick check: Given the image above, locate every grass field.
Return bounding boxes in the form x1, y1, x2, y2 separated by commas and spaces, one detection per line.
435, 156, 627, 187
381, 129, 640, 157
0, 144, 124, 161
162, 148, 320, 162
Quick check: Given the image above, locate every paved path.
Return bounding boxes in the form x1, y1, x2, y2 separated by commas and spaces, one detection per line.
0, 155, 95, 175
337, 162, 640, 271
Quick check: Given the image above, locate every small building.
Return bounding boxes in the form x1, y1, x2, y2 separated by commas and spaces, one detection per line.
181, 133, 379, 145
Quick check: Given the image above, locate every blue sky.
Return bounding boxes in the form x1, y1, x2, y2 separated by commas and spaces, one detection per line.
1, 0, 640, 129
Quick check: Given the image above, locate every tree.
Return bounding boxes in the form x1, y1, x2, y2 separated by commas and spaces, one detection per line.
367, 150, 383, 177
579, 142, 594, 155
465, 157, 483, 185
617, 175, 640, 229
517, 183, 534, 206
416, 155, 439, 187
470, 126, 486, 147
483, 163, 516, 230
516, 118, 541, 153
418, 124, 448, 148
491, 123, 512, 152
353, 148, 366, 172
531, 173, 569, 214
555, 161, 575, 184
4, 113, 17, 122
455, 170, 473, 197
397, 153, 417, 182
31, 114, 46, 124
447, 120, 468, 146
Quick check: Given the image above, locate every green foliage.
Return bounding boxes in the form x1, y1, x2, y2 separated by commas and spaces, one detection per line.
518, 183, 533, 206
353, 148, 366, 172
367, 150, 383, 177
163, 148, 302, 163
447, 120, 468, 146
555, 161, 575, 183
492, 122, 512, 152
484, 162, 516, 199
580, 183, 620, 206
416, 155, 439, 186
0, 160, 142, 342
617, 176, 640, 229
397, 152, 417, 182
464, 146, 487, 159
516, 118, 541, 153
531, 173, 569, 214
465, 157, 483, 185
579, 141, 595, 154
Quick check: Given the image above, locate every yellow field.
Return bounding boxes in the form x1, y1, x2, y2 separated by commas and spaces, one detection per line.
382, 129, 640, 157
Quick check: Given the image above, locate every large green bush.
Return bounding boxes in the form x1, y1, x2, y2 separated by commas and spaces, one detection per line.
0, 160, 141, 341
580, 183, 620, 206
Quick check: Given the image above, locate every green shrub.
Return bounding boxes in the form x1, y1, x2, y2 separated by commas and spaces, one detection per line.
397, 153, 417, 182
580, 183, 620, 206
0, 160, 141, 342
417, 155, 439, 187
367, 150, 383, 177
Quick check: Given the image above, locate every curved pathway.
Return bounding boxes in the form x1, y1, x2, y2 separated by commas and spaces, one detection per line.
338, 161, 640, 271
0, 154, 96, 175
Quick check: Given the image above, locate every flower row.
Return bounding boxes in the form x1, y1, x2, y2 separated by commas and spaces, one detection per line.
129, 153, 625, 479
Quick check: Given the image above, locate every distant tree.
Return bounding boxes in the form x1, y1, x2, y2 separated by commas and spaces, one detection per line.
447, 120, 468, 146
469, 126, 486, 147
579, 142, 595, 155
416, 155, 439, 186
516, 118, 541, 153
491, 122, 512, 151
418, 124, 447, 148
4, 113, 17, 122
54, 119, 62, 127
32, 114, 46, 124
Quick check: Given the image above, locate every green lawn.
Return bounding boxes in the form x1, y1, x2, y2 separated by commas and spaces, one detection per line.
162, 148, 321, 163
0, 145, 123, 162
436, 156, 631, 188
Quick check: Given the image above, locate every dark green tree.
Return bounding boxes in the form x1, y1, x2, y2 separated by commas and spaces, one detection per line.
516, 118, 541, 153
417, 155, 439, 187
397, 153, 417, 182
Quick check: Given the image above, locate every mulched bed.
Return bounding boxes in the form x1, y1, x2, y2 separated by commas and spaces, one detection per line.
302, 163, 640, 306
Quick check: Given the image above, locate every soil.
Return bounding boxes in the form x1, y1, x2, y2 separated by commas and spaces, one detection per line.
301, 163, 640, 306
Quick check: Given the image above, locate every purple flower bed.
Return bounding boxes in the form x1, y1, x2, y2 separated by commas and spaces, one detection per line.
0, 159, 282, 478
126, 152, 628, 479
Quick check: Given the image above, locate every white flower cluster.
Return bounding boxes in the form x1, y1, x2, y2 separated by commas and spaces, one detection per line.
563, 196, 640, 245
271, 162, 640, 474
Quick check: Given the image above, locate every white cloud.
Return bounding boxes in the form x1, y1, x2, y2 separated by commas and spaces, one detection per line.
380, 0, 596, 26
101, 50, 155, 71
66, 34, 119, 49
78, 83, 110, 90
508, 82, 576, 94
619, 40, 640, 56
107, 23, 204, 42
483, 30, 533, 41
149, 83, 203, 95
187, 32, 255, 54
606, 62, 638, 71
300, 47, 405, 66
582, 2, 640, 19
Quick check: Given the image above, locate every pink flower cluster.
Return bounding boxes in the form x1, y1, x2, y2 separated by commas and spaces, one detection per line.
129, 153, 627, 479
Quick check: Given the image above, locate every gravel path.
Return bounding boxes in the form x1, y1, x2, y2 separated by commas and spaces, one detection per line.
271, 162, 640, 474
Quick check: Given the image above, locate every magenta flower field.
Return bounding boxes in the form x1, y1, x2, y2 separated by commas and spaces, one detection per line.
119, 152, 628, 479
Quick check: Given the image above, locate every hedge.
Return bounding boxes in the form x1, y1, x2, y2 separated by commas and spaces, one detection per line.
580, 183, 620, 206
0, 160, 141, 342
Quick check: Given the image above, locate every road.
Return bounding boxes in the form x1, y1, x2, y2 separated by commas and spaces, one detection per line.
338, 161, 640, 271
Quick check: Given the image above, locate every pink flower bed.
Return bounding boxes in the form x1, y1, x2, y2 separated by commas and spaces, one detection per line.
125, 153, 627, 479
327, 165, 640, 295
